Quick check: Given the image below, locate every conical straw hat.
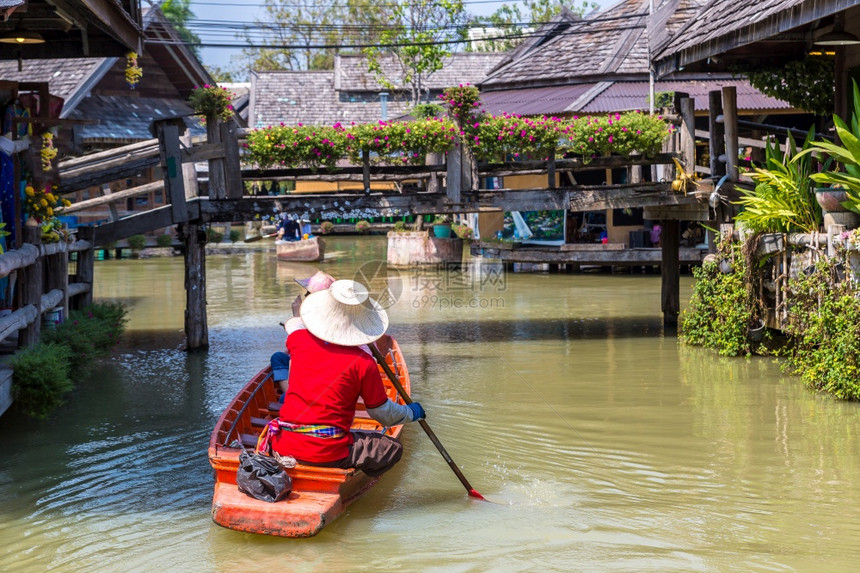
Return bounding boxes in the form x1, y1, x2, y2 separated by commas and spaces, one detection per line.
300, 280, 389, 346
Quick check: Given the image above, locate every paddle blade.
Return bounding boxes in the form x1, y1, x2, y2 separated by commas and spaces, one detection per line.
468, 488, 485, 500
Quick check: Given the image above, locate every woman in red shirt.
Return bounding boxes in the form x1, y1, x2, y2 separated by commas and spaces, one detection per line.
271, 280, 424, 477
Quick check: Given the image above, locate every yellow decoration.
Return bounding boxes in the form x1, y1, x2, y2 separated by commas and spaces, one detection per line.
125, 51, 143, 89
671, 157, 700, 195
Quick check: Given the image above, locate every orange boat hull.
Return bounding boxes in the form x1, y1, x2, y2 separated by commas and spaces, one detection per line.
208, 335, 409, 537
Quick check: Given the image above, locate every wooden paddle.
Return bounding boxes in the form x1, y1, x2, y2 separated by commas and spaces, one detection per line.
244, 232, 278, 243
369, 344, 485, 500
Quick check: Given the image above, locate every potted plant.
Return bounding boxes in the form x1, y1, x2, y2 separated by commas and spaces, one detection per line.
355, 220, 372, 234
319, 221, 334, 235
432, 215, 452, 238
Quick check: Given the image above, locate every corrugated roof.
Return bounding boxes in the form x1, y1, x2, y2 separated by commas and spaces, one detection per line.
581, 79, 792, 112
479, 84, 599, 116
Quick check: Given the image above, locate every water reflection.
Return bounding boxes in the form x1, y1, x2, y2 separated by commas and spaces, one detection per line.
1, 236, 859, 572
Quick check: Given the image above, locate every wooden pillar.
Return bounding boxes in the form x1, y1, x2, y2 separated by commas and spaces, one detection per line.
446, 144, 461, 204
679, 97, 696, 173
155, 120, 189, 224
206, 116, 226, 199
179, 222, 208, 350
722, 86, 739, 183
660, 219, 680, 327
44, 251, 68, 319
708, 90, 725, 178
547, 155, 556, 189
179, 131, 199, 201
220, 121, 243, 199
362, 150, 371, 192
19, 225, 42, 348
73, 226, 94, 309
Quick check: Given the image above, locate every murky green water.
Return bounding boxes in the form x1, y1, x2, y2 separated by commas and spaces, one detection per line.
1, 236, 859, 572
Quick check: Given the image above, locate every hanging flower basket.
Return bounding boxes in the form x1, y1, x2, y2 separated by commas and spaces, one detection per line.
189, 84, 235, 122
125, 52, 142, 89
40, 132, 57, 172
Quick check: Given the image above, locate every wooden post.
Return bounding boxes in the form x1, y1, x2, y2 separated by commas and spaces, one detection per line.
73, 226, 94, 309
220, 121, 243, 199
155, 120, 189, 224
722, 86, 739, 183
19, 225, 42, 347
179, 222, 208, 350
660, 219, 680, 327
446, 144, 462, 204
206, 116, 226, 199
44, 250, 68, 320
179, 131, 199, 201
708, 90, 726, 178
362, 150, 371, 192
547, 155, 556, 190
679, 97, 696, 173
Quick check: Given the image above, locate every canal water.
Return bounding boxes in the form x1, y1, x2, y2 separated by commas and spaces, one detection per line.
1, 236, 859, 572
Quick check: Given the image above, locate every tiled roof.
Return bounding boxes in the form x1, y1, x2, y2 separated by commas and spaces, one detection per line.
0, 58, 104, 101
481, 0, 704, 88
67, 95, 204, 141
655, 0, 853, 73
335, 52, 506, 92
581, 78, 792, 112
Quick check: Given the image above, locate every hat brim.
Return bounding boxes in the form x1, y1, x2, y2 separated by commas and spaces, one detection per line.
294, 277, 312, 289
300, 289, 389, 346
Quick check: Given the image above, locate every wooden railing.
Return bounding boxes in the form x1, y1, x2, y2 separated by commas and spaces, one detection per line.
0, 226, 94, 346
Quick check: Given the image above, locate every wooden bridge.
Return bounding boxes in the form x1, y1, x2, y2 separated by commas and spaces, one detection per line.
3, 92, 748, 353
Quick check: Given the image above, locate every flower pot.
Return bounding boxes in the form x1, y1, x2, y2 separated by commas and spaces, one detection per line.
748, 320, 765, 343
433, 223, 452, 239
815, 188, 851, 213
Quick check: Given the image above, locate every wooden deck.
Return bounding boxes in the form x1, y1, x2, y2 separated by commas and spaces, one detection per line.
471, 241, 707, 266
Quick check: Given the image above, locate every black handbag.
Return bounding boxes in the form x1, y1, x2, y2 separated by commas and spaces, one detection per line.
236, 451, 292, 503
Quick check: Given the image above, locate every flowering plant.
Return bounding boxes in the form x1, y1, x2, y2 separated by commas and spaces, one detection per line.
125, 52, 142, 89
40, 132, 57, 171
24, 183, 70, 223
466, 113, 565, 162
245, 124, 347, 170
345, 118, 457, 165
439, 84, 481, 120
189, 85, 234, 122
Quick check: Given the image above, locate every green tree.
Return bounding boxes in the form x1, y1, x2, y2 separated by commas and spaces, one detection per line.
470, 0, 597, 52
160, 0, 201, 56
363, 0, 469, 107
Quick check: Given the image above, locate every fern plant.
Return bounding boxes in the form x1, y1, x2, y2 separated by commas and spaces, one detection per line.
734, 128, 825, 233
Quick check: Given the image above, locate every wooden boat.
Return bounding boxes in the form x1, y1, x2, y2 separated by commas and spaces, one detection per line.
276, 236, 325, 262
207, 334, 410, 537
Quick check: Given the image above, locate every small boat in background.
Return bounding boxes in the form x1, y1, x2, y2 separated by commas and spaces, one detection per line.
276, 236, 325, 262
207, 334, 410, 538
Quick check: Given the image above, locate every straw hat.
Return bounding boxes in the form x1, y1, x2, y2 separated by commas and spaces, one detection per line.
295, 270, 335, 293
300, 280, 389, 346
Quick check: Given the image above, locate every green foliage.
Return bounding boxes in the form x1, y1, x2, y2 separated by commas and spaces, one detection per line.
160, 0, 201, 56
245, 124, 348, 170
440, 84, 481, 120
155, 234, 173, 248
229, 229, 241, 243
681, 239, 762, 357
393, 220, 408, 232
319, 220, 335, 234
565, 111, 671, 159
41, 302, 129, 378
411, 103, 445, 119
743, 57, 835, 116
355, 220, 371, 233
188, 85, 235, 122
802, 80, 860, 214
735, 129, 824, 233
207, 228, 224, 243
781, 257, 860, 400
452, 223, 474, 239
346, 118, 457, 165
649, 91, 675, 108
363, 0, 468, 107
10, 342, 74, 419
126, 234, 146, 251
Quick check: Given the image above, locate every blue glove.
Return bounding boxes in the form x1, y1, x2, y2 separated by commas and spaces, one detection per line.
407, 402, 425, 421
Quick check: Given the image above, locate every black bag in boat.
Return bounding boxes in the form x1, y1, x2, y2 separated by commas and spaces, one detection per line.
236, 451, 292, 503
